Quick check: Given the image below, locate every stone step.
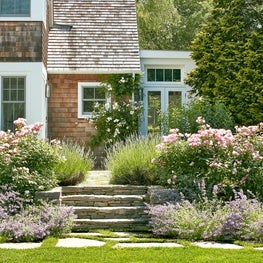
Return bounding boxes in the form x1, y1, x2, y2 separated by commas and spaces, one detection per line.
73, 218, 150, 232
73, 206, 149, 219
62, 185, 148, 196
61, 184, 151, 231
62, 194, 146, 207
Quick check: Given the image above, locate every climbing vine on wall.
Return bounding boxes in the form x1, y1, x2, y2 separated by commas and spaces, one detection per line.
89, 74, 142, 148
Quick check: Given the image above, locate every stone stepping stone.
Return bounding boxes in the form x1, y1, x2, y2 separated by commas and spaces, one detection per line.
193, 242, 243, 249
56, 238, 105, 248
114, 242, 183, 248
105, 237, 130, 241
0, 242, 42, 249
69, 232, 103, 237
114, 232, 132, 237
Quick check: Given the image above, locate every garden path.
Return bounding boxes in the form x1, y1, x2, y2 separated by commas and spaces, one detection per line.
0, 232, 259, 249
2, 172, 260, 250
80, 170, 112, 185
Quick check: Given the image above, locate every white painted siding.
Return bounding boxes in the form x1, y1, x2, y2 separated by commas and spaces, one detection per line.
139, 50, 196, 135
0, 62, 47, 138
140, 50, 196, 85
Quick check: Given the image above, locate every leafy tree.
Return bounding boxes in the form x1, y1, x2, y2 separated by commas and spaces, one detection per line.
186, 0, 263, 125
136, 0, 213, 50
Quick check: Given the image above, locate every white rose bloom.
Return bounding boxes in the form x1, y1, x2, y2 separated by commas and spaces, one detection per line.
105, 102, 110, 110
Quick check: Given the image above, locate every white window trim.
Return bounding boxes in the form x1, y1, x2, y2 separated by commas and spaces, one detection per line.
1, 75, 27, 131
78, 82, 109, 119
144, 65, 185, 85
0, 1, 47, 22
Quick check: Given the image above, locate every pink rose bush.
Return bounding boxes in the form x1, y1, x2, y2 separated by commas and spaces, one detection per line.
155, 117, 263, 201
0, 119, 62, 198
0, 121, 76, 242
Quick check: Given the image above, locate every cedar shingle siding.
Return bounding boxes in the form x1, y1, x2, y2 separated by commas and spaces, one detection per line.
0, 21, 43, 62
48, 0, 140, 73
48, 74, 98, 141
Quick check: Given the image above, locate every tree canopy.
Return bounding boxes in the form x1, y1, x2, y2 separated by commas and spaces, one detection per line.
186, 0, 263, 125
136, 0, 213, 50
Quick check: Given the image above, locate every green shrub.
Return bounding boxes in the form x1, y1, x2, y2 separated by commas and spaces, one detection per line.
89, 101, 142, 148
88, 74, 142, 148
0, 119, 62, 198
106, 135, 160, 185
160, 97, 234, 134
55, 141, 94, 186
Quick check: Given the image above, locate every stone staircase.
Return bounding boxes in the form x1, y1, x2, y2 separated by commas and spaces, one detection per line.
61, 185, 150, 232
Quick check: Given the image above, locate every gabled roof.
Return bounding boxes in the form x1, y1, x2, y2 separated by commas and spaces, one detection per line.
48, 0, 141, 74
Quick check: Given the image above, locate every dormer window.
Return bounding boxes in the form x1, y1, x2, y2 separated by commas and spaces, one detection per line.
0, 0, 30, 17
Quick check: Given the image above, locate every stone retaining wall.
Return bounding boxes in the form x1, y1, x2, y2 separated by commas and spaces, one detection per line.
35, 187, 62, 205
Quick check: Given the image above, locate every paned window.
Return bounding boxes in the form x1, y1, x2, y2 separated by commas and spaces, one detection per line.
147, 68, 181, 82
1, 77, 26, 131
78, 83, 106, 117
0, 0, 30, 17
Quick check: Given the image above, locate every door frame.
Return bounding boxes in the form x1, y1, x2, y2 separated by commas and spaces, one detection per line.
140, 85, 191, 135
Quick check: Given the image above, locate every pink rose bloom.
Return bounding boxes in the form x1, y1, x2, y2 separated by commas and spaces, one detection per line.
162, 134, 178, 143
156, 143, 166, 151
196, 116, 205, 125
13, 118, 27, 127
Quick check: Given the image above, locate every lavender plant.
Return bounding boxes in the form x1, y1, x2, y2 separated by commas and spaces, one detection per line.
0, 187, 28, 220
147, 201, 209, 240
0, 189, 75, 242
147, 190, 263, 242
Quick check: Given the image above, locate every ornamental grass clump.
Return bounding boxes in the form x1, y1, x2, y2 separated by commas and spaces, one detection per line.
0, 118, 63, 198
154, 117, 263, 201
147, 190, 263, 242
55, 141, 94, 186
106, 134, 159, 185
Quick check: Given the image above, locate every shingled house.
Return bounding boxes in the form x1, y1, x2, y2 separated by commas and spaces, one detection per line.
47, 0, 141, 142
0, 0, 194, 141
0, 0, 140, 140
0, 0, 50, 137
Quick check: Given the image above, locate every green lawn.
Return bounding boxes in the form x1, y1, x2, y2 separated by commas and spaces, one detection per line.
1, 238, 263, 263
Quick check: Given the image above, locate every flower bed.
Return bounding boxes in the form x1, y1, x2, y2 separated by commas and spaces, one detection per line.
154, 117, 263, 201
0, 119, 75, 242
147, 190, 263, 242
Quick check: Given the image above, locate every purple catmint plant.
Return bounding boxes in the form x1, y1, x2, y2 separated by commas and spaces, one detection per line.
0, 203, 76, 242
0, 186, 31, 219
0, 189, 76, 242
147, 190, 263, 242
